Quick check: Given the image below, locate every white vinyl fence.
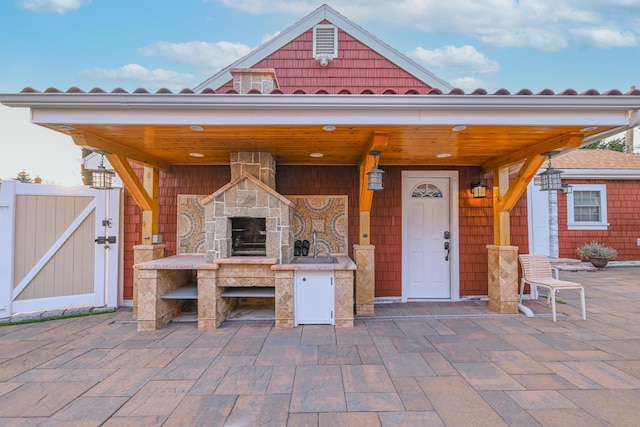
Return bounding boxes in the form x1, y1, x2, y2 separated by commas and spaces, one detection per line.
0, 180, 120, 318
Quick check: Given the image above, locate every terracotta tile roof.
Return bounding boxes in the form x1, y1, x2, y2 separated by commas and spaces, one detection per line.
554, 149, 640, 169
19, 86, 640, 96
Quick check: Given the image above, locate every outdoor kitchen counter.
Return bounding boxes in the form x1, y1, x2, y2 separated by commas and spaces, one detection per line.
135, 254, 279, 269
272, 255, 356, 271
134, 254, 354, 330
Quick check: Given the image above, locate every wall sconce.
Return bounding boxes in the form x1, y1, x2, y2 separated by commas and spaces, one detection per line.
470, 180, 487, 198
90, 154, 115, 190
561, 183, 573, 194
539, 151, 563, 191
367, 150, 384, 191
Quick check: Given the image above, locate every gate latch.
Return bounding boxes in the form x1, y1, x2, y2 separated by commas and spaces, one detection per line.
95, 236, 116, 244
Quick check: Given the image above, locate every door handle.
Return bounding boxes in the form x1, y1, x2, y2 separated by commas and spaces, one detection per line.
444, 241, 450, 261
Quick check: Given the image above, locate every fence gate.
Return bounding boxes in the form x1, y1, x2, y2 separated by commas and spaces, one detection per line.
0, 181, 120, 318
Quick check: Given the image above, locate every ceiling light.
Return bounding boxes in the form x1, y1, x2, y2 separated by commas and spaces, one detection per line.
580, 126, 598, 132
322, 125, 336, 132
190, 125, 204, 132
58, 125, 75, 131
310, 153, 324, 158
436, 153, 451, 158
452, 125, 467, 132
189, 152, 205, 158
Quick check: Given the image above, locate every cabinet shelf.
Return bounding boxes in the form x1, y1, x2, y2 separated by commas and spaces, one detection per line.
221, 287, 275, 298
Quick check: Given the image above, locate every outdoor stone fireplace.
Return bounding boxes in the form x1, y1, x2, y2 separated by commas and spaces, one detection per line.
202, 152, 295, 264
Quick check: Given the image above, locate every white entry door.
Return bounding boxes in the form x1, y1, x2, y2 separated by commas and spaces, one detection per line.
402, 172, 457, 300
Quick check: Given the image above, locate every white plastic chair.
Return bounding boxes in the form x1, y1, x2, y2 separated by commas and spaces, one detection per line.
518, 254, 586, 322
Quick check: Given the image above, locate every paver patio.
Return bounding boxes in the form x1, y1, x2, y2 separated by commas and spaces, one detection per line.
0, 267, 639, 426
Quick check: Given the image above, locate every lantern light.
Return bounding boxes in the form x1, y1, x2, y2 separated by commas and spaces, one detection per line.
90, 154, 115, 190
470, 180, 487, 198
539, 151, 564, 191
367, 150, 384, 191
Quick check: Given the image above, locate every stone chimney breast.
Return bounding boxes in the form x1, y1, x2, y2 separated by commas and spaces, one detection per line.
230, 152, 276, 190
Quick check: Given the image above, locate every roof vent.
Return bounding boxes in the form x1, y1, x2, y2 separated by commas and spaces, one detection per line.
313, 25, 337, 63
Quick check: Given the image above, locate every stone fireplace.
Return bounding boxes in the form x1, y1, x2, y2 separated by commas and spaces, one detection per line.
202, 152, 295, 264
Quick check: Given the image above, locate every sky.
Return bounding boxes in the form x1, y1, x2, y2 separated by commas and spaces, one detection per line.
1, 0, 639, 186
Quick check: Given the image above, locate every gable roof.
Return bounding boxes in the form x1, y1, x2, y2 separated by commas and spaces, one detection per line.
194, 4, 452, 92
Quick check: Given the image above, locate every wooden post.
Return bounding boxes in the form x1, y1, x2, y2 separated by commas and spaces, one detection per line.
141, 166, 159, 244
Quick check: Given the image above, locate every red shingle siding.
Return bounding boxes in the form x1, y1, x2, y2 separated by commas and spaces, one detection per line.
557, 179, 640, 260
216, 28, 433, 94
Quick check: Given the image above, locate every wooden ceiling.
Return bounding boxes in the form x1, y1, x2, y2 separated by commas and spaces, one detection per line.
53, 123, 610, 169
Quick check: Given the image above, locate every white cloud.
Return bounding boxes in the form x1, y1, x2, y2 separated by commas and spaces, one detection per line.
262, 31, 281, 44
79, 64, 194, 91
570, 28, 638, 48
212, 0, 640, 51
137, 41, 252, 75
18, 0, 91, 14
407, 45, 499, 74
448, 77, 492, 93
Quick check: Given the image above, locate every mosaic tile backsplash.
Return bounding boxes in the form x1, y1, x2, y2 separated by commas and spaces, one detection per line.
288, 195, 348, 256
178, 194, 348, 256
178, 195, 206, 254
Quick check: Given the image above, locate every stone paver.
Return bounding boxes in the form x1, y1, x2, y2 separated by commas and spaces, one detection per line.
0, 268, 638, 425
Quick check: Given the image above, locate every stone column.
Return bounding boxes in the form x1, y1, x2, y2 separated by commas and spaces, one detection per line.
486, 245, 519, 314
136, 268, 190, 331
197, 266, 218, 329
275, 270, 294, 328
334, 270, 354, 327
353, 245, 375, 316
133, 244, 165, 318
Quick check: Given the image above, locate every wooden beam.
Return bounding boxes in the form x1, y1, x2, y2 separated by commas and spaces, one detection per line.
496, 154, 546, 213
141, 166, 160, 244
106, 154, 153, 211
71, 131, 171, 171
359, 131, 389, 212
358, 131, 389, 244
482, 132, 584, 171
492, 166, 511, 246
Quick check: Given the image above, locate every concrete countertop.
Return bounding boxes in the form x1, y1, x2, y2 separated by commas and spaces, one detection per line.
272, 255, 356, 271
135, 254, 355, 270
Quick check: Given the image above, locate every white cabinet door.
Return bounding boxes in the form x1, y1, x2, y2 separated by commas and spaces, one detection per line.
295, 271, 334, 325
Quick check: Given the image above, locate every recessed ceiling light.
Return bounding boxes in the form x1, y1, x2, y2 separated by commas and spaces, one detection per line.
189, 152, 205, 158
58, 125, 75, 131
322, 125, 336, 132
190, 125, 204, 132
452, 125, 467, 132
310, 153, 324, 158
580, 126, 598, 132
436, 153, 451, 158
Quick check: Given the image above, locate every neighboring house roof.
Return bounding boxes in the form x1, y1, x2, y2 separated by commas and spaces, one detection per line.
194, 4, 453, 93
554, 149, 640, 169
552, 149, 640, 179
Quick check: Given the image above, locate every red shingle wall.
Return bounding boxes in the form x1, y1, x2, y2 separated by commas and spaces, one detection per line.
557, 179, 640, 260
122, 165, 514, 300
216, 27, 434, 94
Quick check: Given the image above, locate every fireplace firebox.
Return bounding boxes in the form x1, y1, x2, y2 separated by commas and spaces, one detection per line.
231, 217, 267, 256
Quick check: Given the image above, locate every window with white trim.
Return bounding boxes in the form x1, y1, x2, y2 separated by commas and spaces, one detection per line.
567, 184, 608, 230
313, 25, 338, 58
